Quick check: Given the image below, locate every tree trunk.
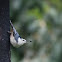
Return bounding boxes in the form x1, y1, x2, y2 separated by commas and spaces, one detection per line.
0, 0, 10, 62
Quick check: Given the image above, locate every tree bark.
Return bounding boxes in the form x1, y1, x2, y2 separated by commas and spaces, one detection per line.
0, 0, 10, 62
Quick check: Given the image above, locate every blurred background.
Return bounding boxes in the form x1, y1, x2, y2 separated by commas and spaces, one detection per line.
10, 0, 62, 62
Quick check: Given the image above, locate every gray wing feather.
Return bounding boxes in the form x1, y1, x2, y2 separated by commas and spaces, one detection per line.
10, 20, 20, 42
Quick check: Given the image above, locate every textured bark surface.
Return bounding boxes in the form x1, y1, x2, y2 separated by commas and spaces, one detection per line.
0, 0, 10, 62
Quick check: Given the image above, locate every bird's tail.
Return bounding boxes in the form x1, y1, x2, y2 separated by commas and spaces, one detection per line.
10, 20, 17, 34
10, 20, 14, 29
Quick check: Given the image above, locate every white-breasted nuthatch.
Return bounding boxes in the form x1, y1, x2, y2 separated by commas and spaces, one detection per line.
8, 20, 29, 48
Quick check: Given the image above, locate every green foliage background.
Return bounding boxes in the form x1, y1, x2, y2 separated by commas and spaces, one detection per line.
10, 0, 62, 62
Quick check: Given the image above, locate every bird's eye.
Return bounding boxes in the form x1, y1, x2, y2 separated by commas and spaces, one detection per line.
23, 40, 25, 41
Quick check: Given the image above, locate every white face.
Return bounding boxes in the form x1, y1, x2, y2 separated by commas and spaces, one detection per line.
18, 38, 27, 46
21, 38, 26, 43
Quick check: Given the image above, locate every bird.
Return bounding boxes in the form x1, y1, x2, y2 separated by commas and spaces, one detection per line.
8, 20, 27, 48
